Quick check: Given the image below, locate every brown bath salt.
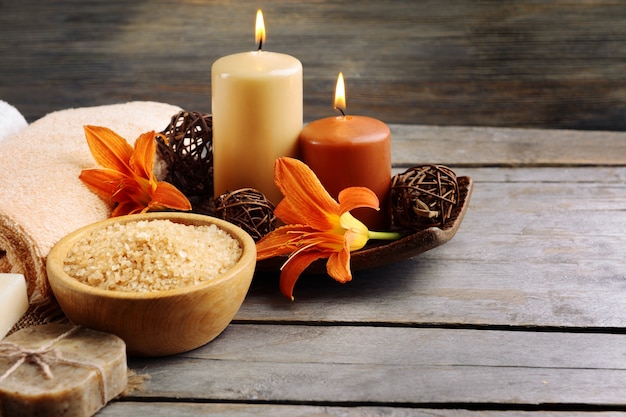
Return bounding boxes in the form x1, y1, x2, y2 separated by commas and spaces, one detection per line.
0, 323, 127, 417
63, 219, 242, 292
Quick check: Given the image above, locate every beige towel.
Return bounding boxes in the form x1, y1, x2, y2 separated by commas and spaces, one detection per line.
0, 100, 28, 143
0, 101, 181, 307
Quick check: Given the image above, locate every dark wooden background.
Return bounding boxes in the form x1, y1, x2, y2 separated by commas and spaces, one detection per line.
1, 0, 625, 130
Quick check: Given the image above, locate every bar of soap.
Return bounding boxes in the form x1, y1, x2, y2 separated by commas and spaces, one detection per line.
0, 324, 127, 417
0, 274, 29, 339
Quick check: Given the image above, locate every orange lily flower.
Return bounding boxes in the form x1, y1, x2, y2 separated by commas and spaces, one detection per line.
256, 157, 400, 300
79, 125, 191, 217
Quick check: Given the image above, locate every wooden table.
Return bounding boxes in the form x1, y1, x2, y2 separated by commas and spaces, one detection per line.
94, 124, 626, 416
2, 1, 625, 414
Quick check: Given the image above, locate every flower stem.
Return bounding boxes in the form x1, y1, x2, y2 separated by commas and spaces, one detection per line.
368, 230, 404, 241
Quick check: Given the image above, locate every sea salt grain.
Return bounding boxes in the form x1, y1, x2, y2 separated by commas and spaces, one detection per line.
63, 219, 242, 292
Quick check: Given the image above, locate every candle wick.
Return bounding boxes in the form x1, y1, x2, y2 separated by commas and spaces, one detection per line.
334, 107, 346, 117
257, 39, 263, 51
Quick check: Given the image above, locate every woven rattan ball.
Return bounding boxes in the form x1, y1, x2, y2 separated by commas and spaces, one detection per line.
156, 111, 213, 202
214, 188, 277, 241
390, 165, 458, 229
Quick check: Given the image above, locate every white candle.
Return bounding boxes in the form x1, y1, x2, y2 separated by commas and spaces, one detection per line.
0, 274, 28, 339
212, 9, 303, 204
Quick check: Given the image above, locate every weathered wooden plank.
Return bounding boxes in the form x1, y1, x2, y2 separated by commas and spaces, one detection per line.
236, 168, 626, 327
390, 125, 626, 167
175, 325, 626, 370
122, 325, 626, 406
243, 266, 626, 328
439, 166, 626, 184
98, 402, 626, 417
1, 0, 625, 130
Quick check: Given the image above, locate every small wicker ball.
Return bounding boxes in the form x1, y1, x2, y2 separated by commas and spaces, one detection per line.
390, 165, 459, 229
156, 111, 213, 201
214, 188, 277, 241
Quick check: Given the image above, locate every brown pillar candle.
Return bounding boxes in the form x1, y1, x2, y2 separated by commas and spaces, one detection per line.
299, 73, 391, 230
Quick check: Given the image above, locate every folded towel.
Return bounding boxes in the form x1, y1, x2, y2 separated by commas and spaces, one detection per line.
0, 100, 28, 142
0, 101, 181, 307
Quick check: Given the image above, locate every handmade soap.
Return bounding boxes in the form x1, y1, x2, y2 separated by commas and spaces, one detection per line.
0, 324, 127, 417
0, 274, 28, 340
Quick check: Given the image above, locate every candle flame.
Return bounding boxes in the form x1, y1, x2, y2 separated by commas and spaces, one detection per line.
334, 72, 346, 115
255, 9, 266, 50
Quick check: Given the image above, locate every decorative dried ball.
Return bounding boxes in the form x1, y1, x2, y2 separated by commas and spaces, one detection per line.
390, 165, 459, 229
156, 111, 214, 206
215, 188, 277, 241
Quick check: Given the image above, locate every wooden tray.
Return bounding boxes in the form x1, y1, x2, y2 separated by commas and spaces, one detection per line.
257, 176, 473, 274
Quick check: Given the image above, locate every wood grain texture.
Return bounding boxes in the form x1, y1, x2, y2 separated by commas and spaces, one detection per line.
121, 325, 626, 406
389, 124, 626, 167
1, 0, 625, 129
99, 403, 626, 417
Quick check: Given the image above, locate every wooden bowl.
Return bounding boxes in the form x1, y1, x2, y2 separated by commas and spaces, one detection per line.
46, 212, 256, 356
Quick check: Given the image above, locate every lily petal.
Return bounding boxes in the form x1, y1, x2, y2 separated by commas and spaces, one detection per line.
83, 126, 134, 175
274, 158, 339, 230
130, 131, 157, 182
337, 186, 380, 214
343, 225, 370, 251
325, 243, 352, 284
113, 177, 151, 205
256, 224, 317, 259
280, 250, 326, 300
147, 181, 192, 212
79, 168, 125, 203
111, 200, 145, 217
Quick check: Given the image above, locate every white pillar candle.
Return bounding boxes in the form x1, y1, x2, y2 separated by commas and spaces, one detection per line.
0, 274, 28, 339
212, 10, 303, 204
